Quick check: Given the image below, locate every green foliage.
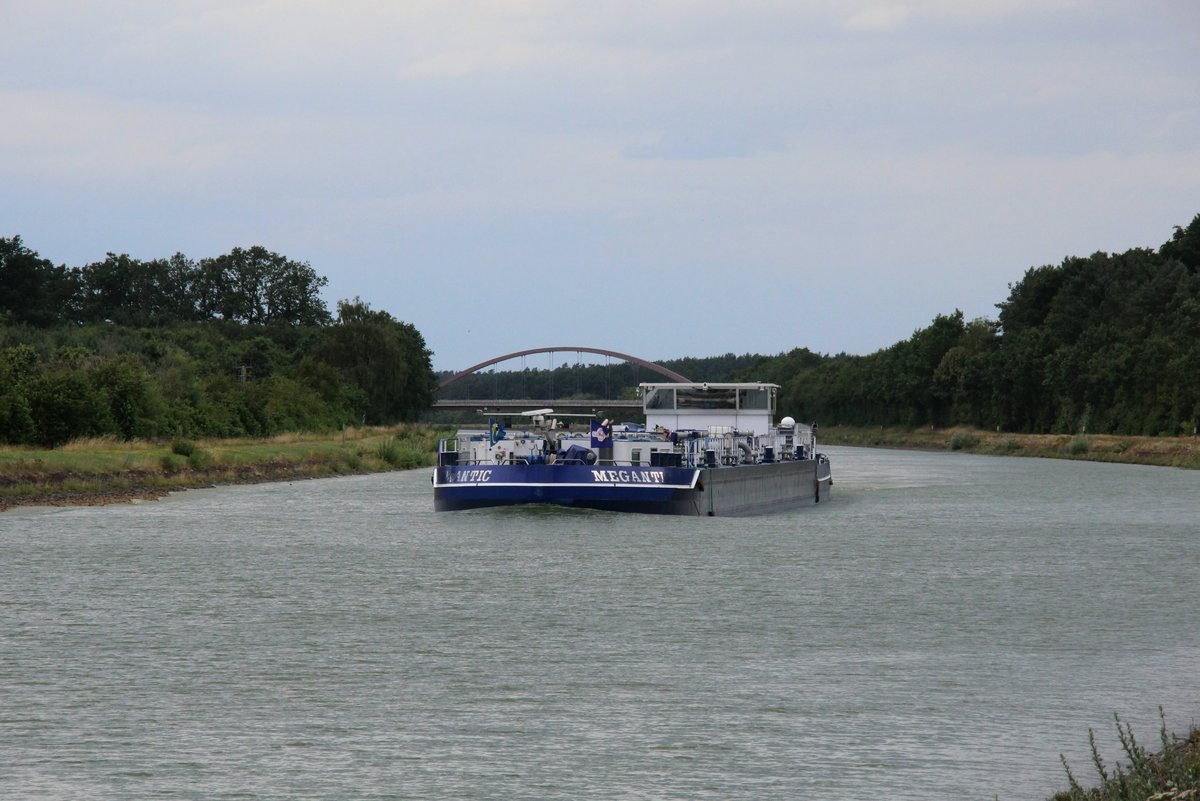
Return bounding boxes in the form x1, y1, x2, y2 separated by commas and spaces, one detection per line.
0, 385, 35, 443
26, 368, 112, 446
0, 347, 37, 443
375, 436, 429, 469
949, 432, 980, 451
186, 447, 213, 470
90, 355, 167, 439
752, 214, 1200, 436
161, 439, 212, 469
4, 214, 1197, 444
0, 236, 78, 326
0, 239, 437, 446
1053, 710, 1200, 801
3, 236, 333, 329
313, 298, 435, 424
194, 246, 331, 326
254, 373, 351, 433
375, 436, 404, 466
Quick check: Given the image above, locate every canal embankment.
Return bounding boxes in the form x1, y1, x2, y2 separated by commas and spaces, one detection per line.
0, 424, 446, 511
821, 426, 1200, 470
5, 424, 1198, 512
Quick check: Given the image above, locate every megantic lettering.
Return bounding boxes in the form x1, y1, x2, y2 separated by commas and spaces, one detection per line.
455, 469, 492, 483
590, 469, 666, 484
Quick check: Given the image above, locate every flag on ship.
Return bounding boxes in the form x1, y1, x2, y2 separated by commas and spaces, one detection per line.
590, 419, 612, 449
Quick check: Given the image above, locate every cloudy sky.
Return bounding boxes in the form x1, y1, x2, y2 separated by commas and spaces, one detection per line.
3, 1, 1198, 371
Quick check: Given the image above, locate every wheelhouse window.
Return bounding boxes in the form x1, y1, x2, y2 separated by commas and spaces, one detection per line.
676, 386, 736, 409
737, 387, 772, 411
644, 386, 675, 410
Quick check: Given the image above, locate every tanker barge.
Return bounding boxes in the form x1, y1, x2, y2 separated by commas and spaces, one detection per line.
433, 382, 831, 516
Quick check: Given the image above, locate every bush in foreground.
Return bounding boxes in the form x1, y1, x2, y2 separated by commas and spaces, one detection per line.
1054, 710, 1200, 800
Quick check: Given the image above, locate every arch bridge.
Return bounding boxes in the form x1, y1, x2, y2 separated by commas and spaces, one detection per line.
434, 346, 692, 410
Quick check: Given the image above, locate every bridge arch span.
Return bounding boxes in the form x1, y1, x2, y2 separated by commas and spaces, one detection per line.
438, 346, 691, 389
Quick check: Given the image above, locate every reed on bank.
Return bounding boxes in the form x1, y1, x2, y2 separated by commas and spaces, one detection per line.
820, 426, 1200, 470
0, 424, 448, 510
1051, 711, 1200, 801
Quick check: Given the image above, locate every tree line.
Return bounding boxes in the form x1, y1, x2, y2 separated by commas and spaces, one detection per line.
0, 239, 331, 328
747, 214, 1200, 436
0, 237, 436, 446
8, 213, 1194, 446
430, 213, 1200, 438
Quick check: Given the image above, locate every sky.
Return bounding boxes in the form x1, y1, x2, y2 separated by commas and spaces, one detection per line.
3, 1, 1199, 372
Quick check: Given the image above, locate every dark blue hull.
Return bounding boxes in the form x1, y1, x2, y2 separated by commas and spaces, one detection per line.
433, 463, 703, 515
433, 459, 830, 516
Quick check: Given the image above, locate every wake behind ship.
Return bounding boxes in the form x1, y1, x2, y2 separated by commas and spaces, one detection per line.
432, 382, 832, 516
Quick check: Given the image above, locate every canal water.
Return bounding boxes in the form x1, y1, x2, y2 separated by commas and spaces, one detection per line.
2, 446, 1198, 800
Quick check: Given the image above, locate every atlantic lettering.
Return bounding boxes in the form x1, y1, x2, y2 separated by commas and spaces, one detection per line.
452, 469, 493, 483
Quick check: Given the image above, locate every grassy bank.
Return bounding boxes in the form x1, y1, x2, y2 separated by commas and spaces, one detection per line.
820, 426, 1200, 470
7, 422, 1198, 512
0, 424, 448, 511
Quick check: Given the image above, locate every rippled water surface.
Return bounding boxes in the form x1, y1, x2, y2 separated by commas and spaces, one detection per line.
2, 446, 1199, 800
